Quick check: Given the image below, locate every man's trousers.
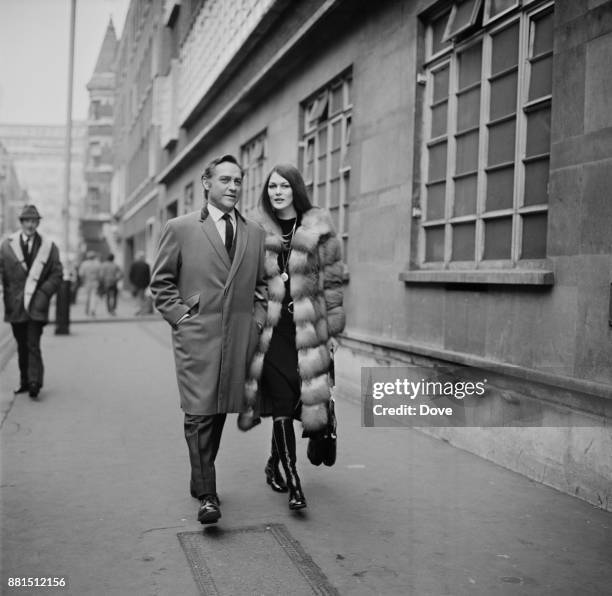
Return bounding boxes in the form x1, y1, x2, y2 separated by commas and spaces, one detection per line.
11, 321, 45, 387
184, 413, 227, 498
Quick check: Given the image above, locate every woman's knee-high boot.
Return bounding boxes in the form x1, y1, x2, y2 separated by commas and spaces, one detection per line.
273, 418, 307, 510
265, 430, 288, 492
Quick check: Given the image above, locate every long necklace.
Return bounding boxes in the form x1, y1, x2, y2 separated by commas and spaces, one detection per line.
279, 219, 296, 283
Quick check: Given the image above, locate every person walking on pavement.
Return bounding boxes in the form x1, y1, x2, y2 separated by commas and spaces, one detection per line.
78, 251, 102, 317
129, 251, 151, 315
150, 154, 267, 525
243, 164, 345, 510
99, 253, 123, 315
0, 204, 63, 398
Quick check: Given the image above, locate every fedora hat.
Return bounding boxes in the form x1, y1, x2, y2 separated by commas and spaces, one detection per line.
19, 204, 42, 220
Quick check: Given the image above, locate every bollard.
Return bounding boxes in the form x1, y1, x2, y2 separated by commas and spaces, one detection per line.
55, 279, 71, 335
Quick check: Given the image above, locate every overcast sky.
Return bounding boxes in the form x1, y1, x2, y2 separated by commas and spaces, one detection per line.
0, 0, 130, 126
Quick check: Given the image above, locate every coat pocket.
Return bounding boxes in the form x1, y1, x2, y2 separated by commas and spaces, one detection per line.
184, 292, 200, 315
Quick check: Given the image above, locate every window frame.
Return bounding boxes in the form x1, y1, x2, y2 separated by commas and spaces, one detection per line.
418, 0, 554, 271
299, 70, 353, 265
240, 129, 268, 217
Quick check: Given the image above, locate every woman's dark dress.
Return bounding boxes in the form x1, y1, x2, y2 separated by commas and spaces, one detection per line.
261, 217, 301, 419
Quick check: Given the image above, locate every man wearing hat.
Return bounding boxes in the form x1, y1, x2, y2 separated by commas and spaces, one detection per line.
0, 204, 63, 397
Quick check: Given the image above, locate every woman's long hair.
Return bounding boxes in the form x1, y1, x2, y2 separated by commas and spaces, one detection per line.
259, 163, 312, 221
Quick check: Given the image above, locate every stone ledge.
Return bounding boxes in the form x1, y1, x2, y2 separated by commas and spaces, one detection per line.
399, 269, 555, 286
340, 330, 612, 402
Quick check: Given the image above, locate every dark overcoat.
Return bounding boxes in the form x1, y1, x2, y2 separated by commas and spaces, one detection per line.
150, 207, 267, 415
0, 231, 63, 323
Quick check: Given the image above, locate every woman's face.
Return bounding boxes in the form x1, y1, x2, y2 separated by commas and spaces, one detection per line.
267, 172, 295, 216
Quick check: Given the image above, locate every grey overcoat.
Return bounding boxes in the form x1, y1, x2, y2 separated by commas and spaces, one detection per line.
150, 206, 267, 415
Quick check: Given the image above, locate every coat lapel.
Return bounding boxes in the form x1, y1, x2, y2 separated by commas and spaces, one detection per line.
225, 215, 248, 291
23, 237, 53, 311
8, 231, 28, 271
200, 208, 232, 270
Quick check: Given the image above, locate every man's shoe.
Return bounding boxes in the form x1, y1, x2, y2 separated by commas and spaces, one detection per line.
28, 383, 41, 398
197, 495, 221, 524
14, 384, 29, 394
190, 483, 221, 503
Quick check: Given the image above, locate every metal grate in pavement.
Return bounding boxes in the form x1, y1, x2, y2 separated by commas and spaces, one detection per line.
178, 523, 339, 595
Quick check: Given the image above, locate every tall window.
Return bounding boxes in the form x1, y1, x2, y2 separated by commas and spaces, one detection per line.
184, 181, 194, 213
300, 70, 352, 263
420, 0, 553, 267
241, 131, 267, 216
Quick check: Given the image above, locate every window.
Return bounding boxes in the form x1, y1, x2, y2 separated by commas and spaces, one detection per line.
166, 200, 178, 221
90, 100, 101, 120
300, 71, 352, 264
420, 1, 553, 267
88, 187, 101, 214
184, 181, 194, 213
240, 131, 267, 216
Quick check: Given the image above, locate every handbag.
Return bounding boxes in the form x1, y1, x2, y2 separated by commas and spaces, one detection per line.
306, 395, 337, 466
306, 351, 337, 467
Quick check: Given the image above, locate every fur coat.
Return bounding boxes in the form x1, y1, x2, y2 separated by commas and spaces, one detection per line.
242, 207, 345, 433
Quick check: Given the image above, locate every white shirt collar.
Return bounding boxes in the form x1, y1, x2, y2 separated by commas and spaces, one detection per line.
207, 202, 235, 224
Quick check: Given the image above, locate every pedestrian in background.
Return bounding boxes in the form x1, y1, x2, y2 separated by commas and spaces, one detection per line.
99, 253, 123, 315
0, 204, 63, 398
243, 163, 345, 511
129, 251, 151, 315
78, 251, 101, 317
150, 154, 267, 525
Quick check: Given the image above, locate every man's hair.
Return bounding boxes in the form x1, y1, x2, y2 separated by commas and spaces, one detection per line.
200, 154, 244, 200
201, 154, 244, 183
259, 163, 312, 221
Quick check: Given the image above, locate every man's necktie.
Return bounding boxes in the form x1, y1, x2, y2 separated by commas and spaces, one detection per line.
22, 237, 31, 264
222, 213, 234, 256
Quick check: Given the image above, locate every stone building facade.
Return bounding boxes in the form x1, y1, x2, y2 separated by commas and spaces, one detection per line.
81, 19, 119, 258
109, 0, 612, 509
0, 141, 26, 237
0, 124, 86, 260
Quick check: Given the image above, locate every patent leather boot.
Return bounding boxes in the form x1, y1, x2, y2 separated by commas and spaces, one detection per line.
273, 418, 307, 510
265, 433, 288, 492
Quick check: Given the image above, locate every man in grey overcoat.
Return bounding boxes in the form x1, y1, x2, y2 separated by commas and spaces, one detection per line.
150, 154, 267, 524
0, 204, 63, 398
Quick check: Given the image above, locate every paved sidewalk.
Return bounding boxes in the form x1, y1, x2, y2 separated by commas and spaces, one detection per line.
1, 320, 611, 595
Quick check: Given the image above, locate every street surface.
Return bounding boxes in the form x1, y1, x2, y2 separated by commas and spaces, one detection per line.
1, 297, 611, 595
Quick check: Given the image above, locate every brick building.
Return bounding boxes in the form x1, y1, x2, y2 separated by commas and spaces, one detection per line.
109, 0, 612, 509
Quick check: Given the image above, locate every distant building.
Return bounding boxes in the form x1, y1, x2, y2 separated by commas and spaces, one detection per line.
82, 18, 120, 259
112, 0, 612, 510
0, 123, 86, 259
111, 0, 165, 272
0, 141, 25, 237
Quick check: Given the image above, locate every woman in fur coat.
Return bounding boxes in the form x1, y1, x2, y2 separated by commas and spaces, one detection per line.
244, 163, 345, 510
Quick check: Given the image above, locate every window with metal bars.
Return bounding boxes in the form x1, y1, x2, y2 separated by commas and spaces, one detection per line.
299, 71, 352, 264
420, 0, 553, 267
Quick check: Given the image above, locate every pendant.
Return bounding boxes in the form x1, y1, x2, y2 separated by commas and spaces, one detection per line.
280, 271, 289, 282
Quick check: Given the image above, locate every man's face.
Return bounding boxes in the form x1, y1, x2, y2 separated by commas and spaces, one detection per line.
204, 161, 243, 213
20, 218, 39, 237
